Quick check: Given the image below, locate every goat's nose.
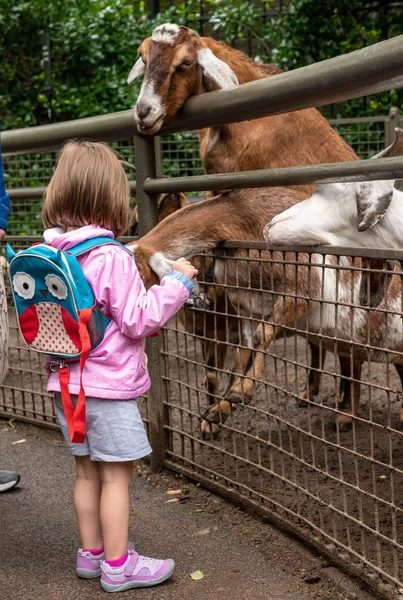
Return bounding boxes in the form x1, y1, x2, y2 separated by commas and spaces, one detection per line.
136, 104, 151, 120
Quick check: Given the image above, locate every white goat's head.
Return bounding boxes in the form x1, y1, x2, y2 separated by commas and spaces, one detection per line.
265, 128, 403, 309
265, 127, 403, 248
127, 23, 238, 135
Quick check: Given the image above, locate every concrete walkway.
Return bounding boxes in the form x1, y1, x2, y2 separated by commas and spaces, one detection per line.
0, 420, 377, 600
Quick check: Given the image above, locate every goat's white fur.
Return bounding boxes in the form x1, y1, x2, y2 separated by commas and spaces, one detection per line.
127, 57, 146, 85
149, 252, 175, 280
197, 48, 239, 90
152, 23, 180, 46
266, 128, 403, 250
266, 182, 403, 250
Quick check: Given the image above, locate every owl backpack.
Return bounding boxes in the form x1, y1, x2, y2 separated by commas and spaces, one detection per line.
7, 237, 131, 444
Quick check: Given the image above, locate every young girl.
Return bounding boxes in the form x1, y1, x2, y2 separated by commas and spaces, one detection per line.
41, 139, 198, 593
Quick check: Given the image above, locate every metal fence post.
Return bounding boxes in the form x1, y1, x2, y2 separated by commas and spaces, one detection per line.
386, 106, 400, 145
388, 107, 403, 190
133, 133, 167, 471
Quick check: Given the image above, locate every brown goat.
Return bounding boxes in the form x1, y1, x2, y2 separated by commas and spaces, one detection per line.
129, 191, 244, 438
128, 23, 358, 192
128, 23, 362, 432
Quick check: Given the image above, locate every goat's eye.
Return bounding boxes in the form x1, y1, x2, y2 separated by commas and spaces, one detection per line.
179, 59, 195, 68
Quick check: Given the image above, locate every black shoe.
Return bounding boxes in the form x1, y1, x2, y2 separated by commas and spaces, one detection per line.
0, 469, 20, 492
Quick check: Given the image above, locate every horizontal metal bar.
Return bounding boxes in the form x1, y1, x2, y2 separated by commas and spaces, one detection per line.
143, 156, 403, 194
158, 35, 403, 134
3, 35, 403, 154
8, 187, 46, 201
219, 241, 403, 261
328, 116, 388, 125
2, 112, 136, 155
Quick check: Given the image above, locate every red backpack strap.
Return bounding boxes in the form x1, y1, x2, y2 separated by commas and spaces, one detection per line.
58, 307, 93, 444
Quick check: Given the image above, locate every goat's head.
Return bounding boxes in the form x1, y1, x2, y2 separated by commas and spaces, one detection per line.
128, 191, 189, 236
127, 23, 238, 135
265, 127, 403, 246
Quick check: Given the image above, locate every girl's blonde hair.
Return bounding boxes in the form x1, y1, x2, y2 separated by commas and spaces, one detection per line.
42, 139, 130, 236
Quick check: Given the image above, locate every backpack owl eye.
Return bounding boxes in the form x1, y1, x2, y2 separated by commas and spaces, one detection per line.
45, 274, 68, 300
12, 272, 35, 299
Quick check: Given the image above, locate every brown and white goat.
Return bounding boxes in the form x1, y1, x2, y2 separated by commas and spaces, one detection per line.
128, 23, 362, 416
128, 23, 358, 191
128, 186, 369, 433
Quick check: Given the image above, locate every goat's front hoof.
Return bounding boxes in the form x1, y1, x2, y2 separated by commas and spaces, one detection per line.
201, 419, 221, 440
336, 414, 353, 432
297, 388, 310, 407
202, 407, 223, 425
224, 391, 245, 405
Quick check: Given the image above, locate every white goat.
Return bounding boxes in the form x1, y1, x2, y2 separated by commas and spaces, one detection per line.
265, 128, 403, 250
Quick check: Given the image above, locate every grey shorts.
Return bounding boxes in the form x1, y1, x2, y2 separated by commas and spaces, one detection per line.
54, 393, 152, 462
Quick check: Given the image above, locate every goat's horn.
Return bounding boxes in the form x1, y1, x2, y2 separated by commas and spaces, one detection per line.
372, 127, 403, 159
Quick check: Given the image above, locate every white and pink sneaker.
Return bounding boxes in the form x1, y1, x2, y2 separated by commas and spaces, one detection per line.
76, 543, 134, 579
100, 548, 175, 593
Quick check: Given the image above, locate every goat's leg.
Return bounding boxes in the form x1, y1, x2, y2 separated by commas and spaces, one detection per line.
298, 343, 327, 406
201, 318, 253, 435
393, 363, 403, 429
336, 356, 362, 431
200, 342, 231, 440
224, 297, 309, 406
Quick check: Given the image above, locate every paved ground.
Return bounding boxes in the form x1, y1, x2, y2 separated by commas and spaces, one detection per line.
0, 419, 379, 600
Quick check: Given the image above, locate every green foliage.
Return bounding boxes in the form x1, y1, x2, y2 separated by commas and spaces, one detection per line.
1, 0, 402, 131
0, 0, 174, 128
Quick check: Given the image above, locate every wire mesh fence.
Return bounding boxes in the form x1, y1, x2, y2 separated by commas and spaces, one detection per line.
2, 235, 403, 596
161, 243, 403, 598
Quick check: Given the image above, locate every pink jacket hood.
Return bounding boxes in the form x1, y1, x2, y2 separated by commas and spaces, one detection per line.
46, 225, 189, 400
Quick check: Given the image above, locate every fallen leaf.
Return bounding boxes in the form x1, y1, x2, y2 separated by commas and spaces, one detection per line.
379, 475, 386, 481
7, 419, 16, 429
11, 438, 26, 445
165, 498, 180, 504
166, 489, 182, 495
194, 528, 210, 536
190, 570, 204, 581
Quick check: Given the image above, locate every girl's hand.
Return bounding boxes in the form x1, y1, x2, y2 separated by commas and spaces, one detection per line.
172, 257, 198, 280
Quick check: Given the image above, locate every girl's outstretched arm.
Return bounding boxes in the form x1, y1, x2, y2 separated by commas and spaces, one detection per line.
94, 248, 194, 339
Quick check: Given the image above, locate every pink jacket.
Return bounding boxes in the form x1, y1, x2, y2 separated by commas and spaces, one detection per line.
46, 225, 190, 399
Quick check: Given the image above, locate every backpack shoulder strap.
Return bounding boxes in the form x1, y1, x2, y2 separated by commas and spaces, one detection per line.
67, 237, 134, 259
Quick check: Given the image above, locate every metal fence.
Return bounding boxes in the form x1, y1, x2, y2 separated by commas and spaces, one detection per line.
3, 108, 403, 236
2, 34, 403, 599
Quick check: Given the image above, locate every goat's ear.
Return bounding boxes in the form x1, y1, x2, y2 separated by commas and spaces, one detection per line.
356, 181, 394, 232
158, 192, 190, 219
359, 258, 396, 308
197, 48, 239, 90
356, 127, 403, 231
127, 57, 146, 85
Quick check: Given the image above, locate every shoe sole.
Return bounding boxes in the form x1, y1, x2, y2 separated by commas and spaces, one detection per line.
100, 559, 175, 593
77, 568, 101, 578
0, 475, 20, 492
